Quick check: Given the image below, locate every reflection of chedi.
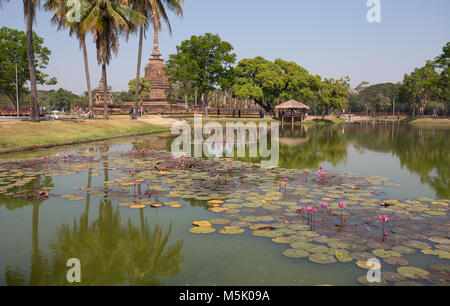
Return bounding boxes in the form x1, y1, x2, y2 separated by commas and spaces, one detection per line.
94, 76, 113, 107
144, 30, 171, 103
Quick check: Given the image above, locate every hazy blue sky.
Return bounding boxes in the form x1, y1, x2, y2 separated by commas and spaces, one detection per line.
1, 0, 449, 94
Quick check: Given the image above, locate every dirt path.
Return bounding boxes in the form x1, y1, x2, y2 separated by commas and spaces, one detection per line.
140, 115, 188, 127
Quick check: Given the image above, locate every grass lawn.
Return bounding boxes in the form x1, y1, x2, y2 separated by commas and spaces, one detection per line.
403, 117, 450, 127
0, 119, 168, 151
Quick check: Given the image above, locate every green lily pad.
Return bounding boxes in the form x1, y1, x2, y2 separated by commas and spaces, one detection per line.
272, 236, 295, 244
384, 256, 409, 266
210, 218, 231, 225
421, 249, 450, 259
356, 260, 382, 270
372, 249, 402, 259
357, 275, 388, 286
282, 248, 310, 258
335, 250, 353, 262
402, 240, 431, 249
397, 266, 430, 280
189, 227, 216, 234
391, 246, 416, 255
308, 253, 337, 264
219, 226, 245, 235
381, 271, 406, 283
428, 237, 450, 245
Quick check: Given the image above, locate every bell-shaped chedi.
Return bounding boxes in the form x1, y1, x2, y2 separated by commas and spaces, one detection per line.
144, 30, 171, 103
94, 76, 113, 107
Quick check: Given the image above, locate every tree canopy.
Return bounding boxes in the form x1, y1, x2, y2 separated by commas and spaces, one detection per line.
164, 33, 236, 115
0, 26, 57, 108
128, 77, 150, 102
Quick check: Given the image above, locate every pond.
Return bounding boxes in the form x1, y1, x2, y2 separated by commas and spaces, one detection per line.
0, 123, 448, 286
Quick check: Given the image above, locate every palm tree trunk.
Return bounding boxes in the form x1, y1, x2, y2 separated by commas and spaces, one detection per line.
194, 88, 198, 107
102, 63, 109, 120
24, 2, 39, 122
133, 26, 144, 120
81, 37, 93, 116
204, 92, 209, 117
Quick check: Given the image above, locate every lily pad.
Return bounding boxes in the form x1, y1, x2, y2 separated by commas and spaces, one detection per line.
384, 257, 409, 266
397, 266, 430, 280
188, 227, 216, 234
372, 249, 402, 259
402, 240, 431, 249
356, 260, 382, 270
335, 250, 353, 262
210, 218, 231, 225
357, 275, 388, 286
308, 253, 337, 264
219, 226, 245, 235
282, 248, 310, 258
381, 271, 406, 283
129, 204, 146, 209
391, 246, 416, 255
192, 221, 212, 227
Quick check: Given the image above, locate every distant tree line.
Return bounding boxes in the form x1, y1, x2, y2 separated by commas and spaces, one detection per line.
164, 35, 449, 117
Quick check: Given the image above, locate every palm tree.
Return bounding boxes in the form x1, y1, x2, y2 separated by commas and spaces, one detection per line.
79, 0, 146, 119
44, 0, 94, 117
126, 0, 184, 119
1, 0, 41, 122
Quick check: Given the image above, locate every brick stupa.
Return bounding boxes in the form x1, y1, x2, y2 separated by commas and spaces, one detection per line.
144, 30, 171, 103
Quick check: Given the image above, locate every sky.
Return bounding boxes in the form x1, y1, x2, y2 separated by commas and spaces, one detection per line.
1, 0, 449, 95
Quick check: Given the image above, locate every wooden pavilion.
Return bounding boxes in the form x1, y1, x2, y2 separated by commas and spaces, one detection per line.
275, 100, 310, 125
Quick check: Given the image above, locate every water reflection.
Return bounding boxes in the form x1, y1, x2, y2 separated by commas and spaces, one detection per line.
2, 152, 184, 286
162, 123, 448, 198
343, 124, 449, 199
276, 124, 449, 198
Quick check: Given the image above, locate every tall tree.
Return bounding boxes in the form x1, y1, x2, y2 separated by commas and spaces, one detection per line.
44, 0, 95, 117
0, 26, 57, 108
233, 56, 322, 115
0, 0, 42, 121
165, 33, 236, 117
318, 77, 350, 118
399, 61, 440, 116
126, 0, 183, 119
433, 42, 449, 110
79, 0, 145, 119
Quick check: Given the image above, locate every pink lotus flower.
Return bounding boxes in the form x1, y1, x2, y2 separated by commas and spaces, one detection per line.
215, 174, 219, 180
313, 208, 318, 213
307, 206, 313, 211
63, 154, 68, 159
133, 182, 137, 187
231, 163, 235, 169
68, 154, 73, 158
319, 166, 323, 170
42, 155, 47, 160
322, 173, 327, 180
379, 215, 389, 222
384, 232, 389, 237
338, 202, 345, 209
284, 220, 290, 224
321, 202, 328, 209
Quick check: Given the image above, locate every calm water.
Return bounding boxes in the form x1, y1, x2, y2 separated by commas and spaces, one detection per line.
0, 123, 448, 286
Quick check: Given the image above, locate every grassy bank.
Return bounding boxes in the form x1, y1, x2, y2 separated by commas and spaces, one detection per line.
0, 119, 168, 151
403, 117, 450, 127
301, 116, 345, 125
